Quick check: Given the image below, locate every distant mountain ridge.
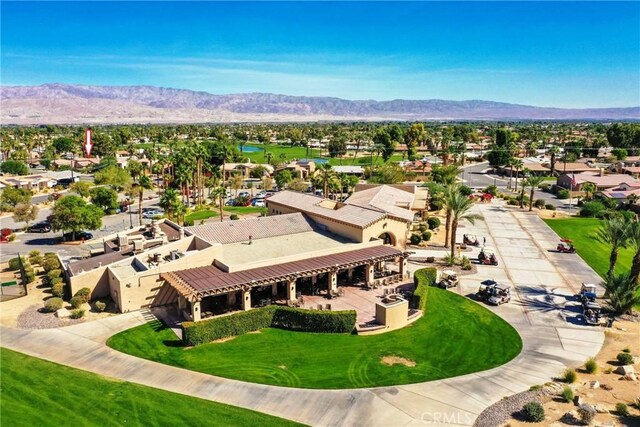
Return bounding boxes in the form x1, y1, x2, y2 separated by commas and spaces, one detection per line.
2, 83, 638, 125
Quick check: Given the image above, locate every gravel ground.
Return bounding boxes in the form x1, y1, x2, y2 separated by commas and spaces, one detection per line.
474, 389, 544, 427
16, 304, 85, 329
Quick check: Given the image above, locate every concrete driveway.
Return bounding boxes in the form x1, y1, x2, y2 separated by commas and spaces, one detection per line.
0, 201, 605, 426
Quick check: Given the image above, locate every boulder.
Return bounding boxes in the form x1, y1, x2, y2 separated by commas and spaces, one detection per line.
594, 405, 609, 414
55, 308, 70, 318
622, 372, 637, 381
632, 355, 640, 364
614, 365, 634, 375
573, 395, 583, 406
561, 411, 578, 423
590, 380, 600, 389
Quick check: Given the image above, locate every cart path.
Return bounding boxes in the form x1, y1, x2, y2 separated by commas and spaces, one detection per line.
1, 201, 605, 427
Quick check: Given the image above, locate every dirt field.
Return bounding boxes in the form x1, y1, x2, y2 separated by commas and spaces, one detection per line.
504, 320, 640, 426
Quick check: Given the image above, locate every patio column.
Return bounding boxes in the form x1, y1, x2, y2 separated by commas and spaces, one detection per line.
191, 300, 201, 322
347, 268, 354, 280
399, 257, 407, 278
227, 291, 237, 306
365, 263, 375, 285
272, 283, 278, 296
287, 279, 296, 302
177, 295, 186, 311
242, 289, 251, 311
328, 271, 337, 295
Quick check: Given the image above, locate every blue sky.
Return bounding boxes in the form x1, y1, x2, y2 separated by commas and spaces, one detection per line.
2, 1, 639, 108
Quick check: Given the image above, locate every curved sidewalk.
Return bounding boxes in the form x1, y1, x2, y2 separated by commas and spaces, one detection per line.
0, 203, 605, 426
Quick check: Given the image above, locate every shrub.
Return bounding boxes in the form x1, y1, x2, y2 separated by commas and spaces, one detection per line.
70, 309, 85, 319
430, 199, 444, 211
580, 200, 607, 218
412, 267, 436, 309
43, 298, 63, 312
23, 269, 36, 284
409, 233, 422, 245
42, 256, 61, 273
632, 397, 640, 410
74, 287, 92, 303
507, 199, 518, 206
561, 386, 574, 403
421, 231, 432, 242
534, 199, 546, 209
182, 305, 357, 346
442, 254, 456, 266
229, 214, 239, 220
418, 223, 428, 232
459, 185, 473, 196
557, 189, 570, 199
616, 402, 629, 417
28, 250, 43, 265
484, 185, 498, 196
271, 307, 356, 333
563, 368, 578, 383
460, 256, 472, 270
7, 234, 16, 242
617, 352, 634, 365
70, 296, 84, 309
95, 301, 107, 312
7, 257, 26, 271
427, 217, 441, 230
46, 269, 62, 285
51, 282, 65, 298
578, 406, 595, 424
522, 401, 545, 422
545, 204, 556, 210
584, 357, 598, 374
183, 219, 195, 226
529, 385, 542, 391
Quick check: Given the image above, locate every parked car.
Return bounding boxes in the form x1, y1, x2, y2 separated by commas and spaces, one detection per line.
225, 198, 236, 206
252, 199, 266, 207
63, 231, 94, 241
27, 222, 52, 233
0, 228, 13, 242
142, 209, 164, 219
256, 191, 267, 198
238, 191, 250, 198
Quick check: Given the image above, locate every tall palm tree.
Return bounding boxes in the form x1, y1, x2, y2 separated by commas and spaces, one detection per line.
446, 190, 483, 258
523, 175, 545, 211
596, 218, 630, 277
136, 175, 153, 226
317, 163, 335, 198
511, 158, 524, 192
548, 145, 560, 176
159, 188, 181, 222
601, 271, 640, 315
628, 221, 640, 285
211, 186, 228, 223
443, 184, 459, 249
582, 182, 597, 201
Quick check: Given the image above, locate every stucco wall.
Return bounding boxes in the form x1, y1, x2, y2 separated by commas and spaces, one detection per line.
69, 266, 111, 300
362, 218, 409, 249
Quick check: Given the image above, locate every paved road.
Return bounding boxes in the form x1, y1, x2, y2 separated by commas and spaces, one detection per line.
0, 200, 605, 426
460, 162, 576, 212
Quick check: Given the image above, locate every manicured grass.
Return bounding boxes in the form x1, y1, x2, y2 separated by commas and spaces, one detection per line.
224, 206, 266, 215
186, 209, 219, 222
543, 218, 633, 277
108, 287, 522, 389
0, 348, 302, 427
241, 143, 404, 166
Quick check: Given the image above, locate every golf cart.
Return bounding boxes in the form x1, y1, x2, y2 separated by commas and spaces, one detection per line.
476, 280, 498, 301
557, 239, 576, 253
476, 280, 511, 305
582, 301, 601, 326
437, 270, 459, 289
578, 283, 597, 303
478, 247, 498, 265
463, 234, 480, 246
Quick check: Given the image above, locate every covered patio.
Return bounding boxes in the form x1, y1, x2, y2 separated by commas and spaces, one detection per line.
161, 245, 409, 322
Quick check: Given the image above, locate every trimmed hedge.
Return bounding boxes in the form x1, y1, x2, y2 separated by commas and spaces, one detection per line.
44, 298, 64, 313
182, 305, 357, 346
272, 306, 356, 333
413, 267, 437, 309
74, 287, 91, 303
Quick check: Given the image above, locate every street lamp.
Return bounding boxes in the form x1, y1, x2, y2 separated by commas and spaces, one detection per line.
127, 198, 133, 229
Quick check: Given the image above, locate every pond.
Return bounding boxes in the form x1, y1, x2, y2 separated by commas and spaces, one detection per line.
301, 158, 328, 164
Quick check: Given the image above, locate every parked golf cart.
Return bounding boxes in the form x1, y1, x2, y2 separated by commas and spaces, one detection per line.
463, 234, 479, 246
478, 247, 498, 265
437, 269, 459, 289
557, 239, 576, 253
476, 279, 510, 305
582, 301, 601, 326
578, 283, 597, 303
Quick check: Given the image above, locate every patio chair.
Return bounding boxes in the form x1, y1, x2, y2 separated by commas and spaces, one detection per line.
325, 304, 331, 311
317, 304, 323, 310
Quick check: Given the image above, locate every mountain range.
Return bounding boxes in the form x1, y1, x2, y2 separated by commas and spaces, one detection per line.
1, 83, 638, 125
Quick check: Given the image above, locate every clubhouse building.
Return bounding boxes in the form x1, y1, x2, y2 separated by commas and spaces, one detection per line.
64, 185, 425, 323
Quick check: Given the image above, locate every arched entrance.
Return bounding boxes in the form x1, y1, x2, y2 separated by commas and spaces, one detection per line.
378, 232, 396, 246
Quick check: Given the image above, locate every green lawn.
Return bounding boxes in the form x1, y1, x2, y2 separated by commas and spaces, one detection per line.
543, 218, 633, 277
107, 287, 522, 389
224, 206, 266, 215
0, 348, 302, 427
186, 209, 219, 222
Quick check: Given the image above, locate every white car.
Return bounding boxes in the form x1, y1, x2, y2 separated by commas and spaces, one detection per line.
253, 199, 266, 207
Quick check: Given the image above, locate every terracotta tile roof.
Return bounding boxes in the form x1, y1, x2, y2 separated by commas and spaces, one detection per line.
570, 172, 640, 187
185, 213, 316, 244
267, 191, 386, 228
346, 185, 415, 222
163, 245, 402, 298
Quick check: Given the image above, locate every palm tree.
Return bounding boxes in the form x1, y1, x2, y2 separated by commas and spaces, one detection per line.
317, 163, 335, 198
548, 145, 560, 176
523, 175, 545, 211
446, 190, 483, 258
582, 182, 597, 201
601, 271, 640, 315
628, 221, 640, 285
265, 151, 274, 166
211, 186, 228, 223
443, 184, 459, 249
159, 188, 182, 222
511, 158, 523, 192
136, 175, 153, 226
596, 218, 630, 277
